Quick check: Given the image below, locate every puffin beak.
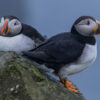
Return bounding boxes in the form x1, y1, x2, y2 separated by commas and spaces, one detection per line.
1, 20, 10, 35
93, 21, 100, 36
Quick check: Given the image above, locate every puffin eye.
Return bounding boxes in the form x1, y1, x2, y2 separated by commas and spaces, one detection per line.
14, 22, 17, 25
86, 20, 90, 25
14, 21, 19, 25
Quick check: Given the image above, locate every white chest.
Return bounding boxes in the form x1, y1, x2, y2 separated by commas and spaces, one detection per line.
78, 43, 97, 64
0, 34, 35, 53
59, 43, 97, 78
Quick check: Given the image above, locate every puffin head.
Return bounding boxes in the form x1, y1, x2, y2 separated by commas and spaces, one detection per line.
0, 16, 22, 36
71, 16, 100, 36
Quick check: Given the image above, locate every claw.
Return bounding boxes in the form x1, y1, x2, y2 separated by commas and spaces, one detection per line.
60, 79, 80, 94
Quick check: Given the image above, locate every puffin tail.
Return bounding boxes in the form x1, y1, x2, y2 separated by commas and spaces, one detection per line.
23, 51, 45, 64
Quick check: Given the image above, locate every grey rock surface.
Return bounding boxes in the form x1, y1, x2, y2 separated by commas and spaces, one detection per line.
0, 52, 85, 100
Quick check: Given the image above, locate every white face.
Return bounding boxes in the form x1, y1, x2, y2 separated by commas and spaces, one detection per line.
0, 17, 22, 35
8, 19, 22, 35
75, 18, 97, 36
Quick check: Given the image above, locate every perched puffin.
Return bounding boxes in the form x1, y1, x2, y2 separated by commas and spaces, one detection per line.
0, 16, 45, 53
23, 16, 100, 93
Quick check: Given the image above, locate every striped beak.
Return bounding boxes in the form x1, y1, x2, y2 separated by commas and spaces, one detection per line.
93, 21, 100, 36
1, 20, 10, 35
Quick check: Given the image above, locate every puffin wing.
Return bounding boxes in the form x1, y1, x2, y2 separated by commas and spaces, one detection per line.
22, 24, 45, 42
23, 33, 85, 64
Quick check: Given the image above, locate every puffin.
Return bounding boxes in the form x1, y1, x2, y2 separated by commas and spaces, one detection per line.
0, 16, 45, 53
23, 16, 100, 93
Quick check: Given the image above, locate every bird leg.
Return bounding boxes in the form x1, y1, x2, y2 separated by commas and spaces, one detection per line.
60, 78, 80, 93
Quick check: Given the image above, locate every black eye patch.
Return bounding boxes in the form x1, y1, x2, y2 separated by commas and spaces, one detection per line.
14, 21, 19, 25
86, 20, 90, 25
14, 22, 17, 25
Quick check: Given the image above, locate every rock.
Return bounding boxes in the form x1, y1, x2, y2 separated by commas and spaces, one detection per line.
0, 52, 85, 100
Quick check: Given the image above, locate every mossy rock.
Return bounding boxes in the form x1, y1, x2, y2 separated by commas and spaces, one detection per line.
0, 52, 85, 100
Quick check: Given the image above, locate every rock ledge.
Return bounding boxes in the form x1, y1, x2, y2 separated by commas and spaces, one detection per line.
0, 52, 85, 100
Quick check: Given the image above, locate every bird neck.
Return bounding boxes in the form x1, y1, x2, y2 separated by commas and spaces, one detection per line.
71, 27, 96, 45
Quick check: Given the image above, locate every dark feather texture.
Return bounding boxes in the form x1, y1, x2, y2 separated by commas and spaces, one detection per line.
23, 32, 87, 72
22, 24, 45, 43
23, 16, 96, 73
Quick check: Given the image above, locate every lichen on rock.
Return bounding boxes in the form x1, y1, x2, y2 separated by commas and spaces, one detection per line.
0, 52, 85, 100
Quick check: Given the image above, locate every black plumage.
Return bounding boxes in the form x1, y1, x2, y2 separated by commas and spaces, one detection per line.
2, 16, 46, 44
22, 24, 45, 43
4, 16, 19, 21
23, 16, 96, 74
23, 32, 95, 73
23, 16, 100, 94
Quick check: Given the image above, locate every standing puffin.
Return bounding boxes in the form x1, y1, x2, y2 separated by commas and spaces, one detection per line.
23, 16, 100, 93
0, 16, 45, 53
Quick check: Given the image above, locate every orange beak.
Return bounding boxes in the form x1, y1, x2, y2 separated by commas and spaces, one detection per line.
93, 20, 100, 36
96, 21, 100, 24
1, 20, 9, 35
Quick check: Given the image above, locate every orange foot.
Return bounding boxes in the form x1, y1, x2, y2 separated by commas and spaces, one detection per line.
60, 79, 80, 94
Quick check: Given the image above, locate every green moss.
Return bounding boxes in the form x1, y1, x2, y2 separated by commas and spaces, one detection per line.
0, 52, 85, 100
0, 56, 32, 100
